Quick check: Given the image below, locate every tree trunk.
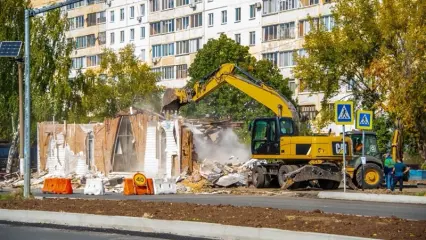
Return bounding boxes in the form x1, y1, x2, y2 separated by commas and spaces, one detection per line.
6, 130, 19, 174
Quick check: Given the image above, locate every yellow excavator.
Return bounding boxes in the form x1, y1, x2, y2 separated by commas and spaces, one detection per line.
162, 63, 381, 189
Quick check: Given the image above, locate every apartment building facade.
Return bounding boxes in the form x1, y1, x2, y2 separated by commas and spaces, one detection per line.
31, 0, 354, 132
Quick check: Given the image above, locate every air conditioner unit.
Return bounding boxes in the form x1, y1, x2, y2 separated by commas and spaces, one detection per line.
255, 2, 262, 8
137, 16, 143, 22
106, 0, 112, 7
189, 2, 196, 8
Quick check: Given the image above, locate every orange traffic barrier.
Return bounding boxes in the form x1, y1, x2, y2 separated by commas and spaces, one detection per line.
42, 178, 73, 194
123, 173, 154, 195
123, 178, 135, 195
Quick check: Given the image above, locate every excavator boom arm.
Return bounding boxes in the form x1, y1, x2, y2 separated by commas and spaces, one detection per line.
162, 63, 299, 122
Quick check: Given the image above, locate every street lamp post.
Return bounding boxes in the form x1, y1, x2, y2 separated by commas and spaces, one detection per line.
23, 0, 88, 199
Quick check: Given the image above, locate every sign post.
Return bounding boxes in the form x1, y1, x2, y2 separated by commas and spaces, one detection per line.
335, 101, 354, 192
356, 110, 373, 191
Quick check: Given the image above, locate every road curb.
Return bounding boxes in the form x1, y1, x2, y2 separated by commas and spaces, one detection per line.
318, 192, 426, 204
0, 209, 368, 240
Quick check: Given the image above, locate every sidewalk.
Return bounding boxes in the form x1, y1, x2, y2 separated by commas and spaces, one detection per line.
318, 191, 426, 204
0, 209, 369, 240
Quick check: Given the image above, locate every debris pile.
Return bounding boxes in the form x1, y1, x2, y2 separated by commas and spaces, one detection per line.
178, 158, 261, 192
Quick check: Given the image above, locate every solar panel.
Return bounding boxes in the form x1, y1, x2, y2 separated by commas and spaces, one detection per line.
0, 41, 22, 57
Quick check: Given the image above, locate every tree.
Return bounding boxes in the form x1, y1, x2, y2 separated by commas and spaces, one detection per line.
0, 1, 72, 142
293, 0, 426, 160
181, 34, 293, 123
80, 45, 162, 122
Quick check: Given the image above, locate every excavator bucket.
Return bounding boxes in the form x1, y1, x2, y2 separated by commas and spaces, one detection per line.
162, 88, 182, 112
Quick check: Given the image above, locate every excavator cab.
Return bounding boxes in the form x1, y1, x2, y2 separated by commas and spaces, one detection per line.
251, 117, 295, 155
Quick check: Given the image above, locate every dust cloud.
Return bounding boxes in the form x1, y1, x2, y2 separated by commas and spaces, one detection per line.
192, 128, 251, 164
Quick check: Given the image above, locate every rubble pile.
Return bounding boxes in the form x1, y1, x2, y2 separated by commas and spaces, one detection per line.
178, 158, 260, 193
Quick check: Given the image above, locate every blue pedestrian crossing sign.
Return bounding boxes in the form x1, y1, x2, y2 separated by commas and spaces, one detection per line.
334, 101, 354, 125
356, 110, 373, 130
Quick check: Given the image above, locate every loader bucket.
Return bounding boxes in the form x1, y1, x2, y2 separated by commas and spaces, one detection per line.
162, 88, 182, 112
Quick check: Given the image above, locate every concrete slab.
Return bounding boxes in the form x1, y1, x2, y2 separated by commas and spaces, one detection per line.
318, 192, 426, 204
0, 209, 370, 240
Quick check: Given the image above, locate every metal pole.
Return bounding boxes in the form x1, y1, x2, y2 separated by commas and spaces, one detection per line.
361, 130, 365, 191
18, 61, 24, 176
343, 125, 346, 192
24, 9, 31, 199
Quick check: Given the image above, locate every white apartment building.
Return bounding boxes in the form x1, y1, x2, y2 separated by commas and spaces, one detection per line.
106, 0, 149, 63
64, 0, 107, 76
32, 0, 354, 132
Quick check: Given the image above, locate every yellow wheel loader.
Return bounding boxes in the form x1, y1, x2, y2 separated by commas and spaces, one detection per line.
162, 63, 383, 189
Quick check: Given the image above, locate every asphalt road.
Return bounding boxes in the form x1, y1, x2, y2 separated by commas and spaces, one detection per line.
29, 189, 426, 220
0, 222, 210, 240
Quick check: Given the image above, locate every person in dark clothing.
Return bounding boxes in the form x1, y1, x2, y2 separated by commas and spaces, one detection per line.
392, 159, 410, 192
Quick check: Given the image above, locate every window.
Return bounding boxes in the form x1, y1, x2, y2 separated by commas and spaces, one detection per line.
97, 11, 106, 24
208, 13, 213, 26
162, 43, 174, 56
176, 0, 189, 6
98, 32, 106, 45
87, 34, 96, 47
299, 18, 320, 37
130, 28, 135, 41
279, 0, 297, 11
140, 49, 146, 61
120, 30, 125, 42
68, 15, 84, 30
150, 22, 161, 35
235, 8, 241, 22
249, 31, 256, 45
130, 6, 135, 18
72, 57, 85, 69
110, 10, 114, 22
321, 15, 335, 31
176, 16, 189, 30
263, 0, 278, 15
309, 0, 319, 5
176, 64, 188, 79
288, 80, 296, 93
110, 32, 115, 44
300, 105, 317, 120
66, 1, 85, 10
189, 38, 201, 53
262, 25, 278, 41
162, 19, 175, 33
120, 8, 125, 20
221, 10, 227, 24
140, 4, 145, 16
249, 5, 256, 19
262, 52, 278, 66
75, 36, 87, 49
87, 55, 100, 67
235, 34, 241, 44
87, 0, 104, 5
152, 45, 162, 58
279, 22, 295, 39
151, 0, 160, 12
190, 13, 202, 28
279, 51, 294, 67
76, 15, 84, 28
163, 66, 175, 80
298, 48, 308, 57
162, 0, 174, 10
87, 13, 97, 26
140, 27, 145, 39
176, 40, 189, 55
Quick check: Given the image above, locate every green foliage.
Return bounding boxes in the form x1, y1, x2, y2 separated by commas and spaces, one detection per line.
0, 0, 72, 142
374, 116, 393, 155
293, 0, 426, 160
80, 45, 162, 121
181, 34, 294, 122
